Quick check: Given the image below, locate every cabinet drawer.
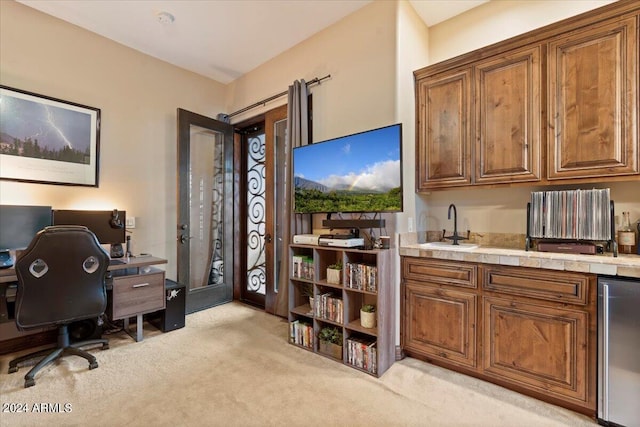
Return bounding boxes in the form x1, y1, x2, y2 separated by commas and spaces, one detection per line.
482, 266, 591, 305
403, 257, 477, 289
111, 271, 165, 320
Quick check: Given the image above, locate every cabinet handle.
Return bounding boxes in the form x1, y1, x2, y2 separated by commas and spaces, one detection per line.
132, 282, 150, 288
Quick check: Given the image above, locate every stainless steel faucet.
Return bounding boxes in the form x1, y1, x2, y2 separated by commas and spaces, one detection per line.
444, 203, 468, 245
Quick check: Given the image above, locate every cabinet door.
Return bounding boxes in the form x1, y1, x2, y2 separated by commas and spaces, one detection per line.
403, 282, 477, 369
475, 46, 542, 184
548, 17, 638, 180
416, 69, 472, 190
483, 296, 592, 408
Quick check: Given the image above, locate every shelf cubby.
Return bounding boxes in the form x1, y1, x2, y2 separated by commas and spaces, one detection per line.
288, 243, 395, 377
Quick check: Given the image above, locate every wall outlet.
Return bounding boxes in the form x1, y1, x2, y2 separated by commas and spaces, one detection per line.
126, 216, 136, 229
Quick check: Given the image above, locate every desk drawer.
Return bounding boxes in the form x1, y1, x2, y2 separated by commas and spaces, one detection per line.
110, 271, 165, 320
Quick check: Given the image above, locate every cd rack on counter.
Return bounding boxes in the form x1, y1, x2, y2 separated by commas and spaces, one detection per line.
525, 188, 617, 257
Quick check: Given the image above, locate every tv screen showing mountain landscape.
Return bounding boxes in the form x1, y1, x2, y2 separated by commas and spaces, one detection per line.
294, 124, 402, 213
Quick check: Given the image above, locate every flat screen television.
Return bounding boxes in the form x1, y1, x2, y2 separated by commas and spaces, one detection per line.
293, 123, 402, 214
52, 209, 126, 245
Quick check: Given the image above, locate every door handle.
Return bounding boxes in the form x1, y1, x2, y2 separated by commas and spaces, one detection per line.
179, 235, 193, 244
265, 233, 273, 243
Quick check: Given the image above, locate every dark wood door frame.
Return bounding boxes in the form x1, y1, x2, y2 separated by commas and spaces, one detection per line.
232, 105, 287, 312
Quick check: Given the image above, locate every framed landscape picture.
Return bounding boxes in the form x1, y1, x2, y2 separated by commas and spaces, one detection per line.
0, 85, 100, 187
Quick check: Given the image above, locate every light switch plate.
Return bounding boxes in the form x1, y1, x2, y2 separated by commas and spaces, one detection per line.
125, 216, 136, 229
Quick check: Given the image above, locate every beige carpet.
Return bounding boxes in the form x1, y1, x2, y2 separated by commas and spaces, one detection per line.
0, 302, 596, 427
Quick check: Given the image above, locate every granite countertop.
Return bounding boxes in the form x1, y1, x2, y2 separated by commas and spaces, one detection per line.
399, 243, 640, 278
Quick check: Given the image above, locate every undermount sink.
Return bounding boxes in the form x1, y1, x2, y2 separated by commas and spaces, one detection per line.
418, 242, 479, 251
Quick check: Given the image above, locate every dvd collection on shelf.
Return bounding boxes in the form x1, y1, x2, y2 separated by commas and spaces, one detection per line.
346, 336, 377, 374
292, 255, 314, 280
289, 320, 313, 349
288, 244, 395, 377
314, 293, 343, 323
346, 262, 378, 292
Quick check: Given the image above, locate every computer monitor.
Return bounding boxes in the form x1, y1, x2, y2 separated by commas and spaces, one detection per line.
0, 205, 53, 250
52, 209, 126, 245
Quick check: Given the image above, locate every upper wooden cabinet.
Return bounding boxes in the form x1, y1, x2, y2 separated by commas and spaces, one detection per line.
475, 46, 542, 184
547, 16, 638, 179
416, 47, 541, 191
414, 1, 640, 191
416, 69, 472, 189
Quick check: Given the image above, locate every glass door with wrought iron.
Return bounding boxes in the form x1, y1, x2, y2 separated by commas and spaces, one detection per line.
177, 108, 234, 313
239, 105, 287, 310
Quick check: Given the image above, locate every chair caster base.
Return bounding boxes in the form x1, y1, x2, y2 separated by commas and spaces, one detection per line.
89, 361, 98, 370
24, 378, 35, 388
8, 366, 18, 374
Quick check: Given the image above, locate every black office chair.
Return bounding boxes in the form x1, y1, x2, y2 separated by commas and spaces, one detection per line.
8, 226, 110, 387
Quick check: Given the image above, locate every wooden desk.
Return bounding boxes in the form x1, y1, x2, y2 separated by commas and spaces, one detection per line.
0, 255, 167, 283
0, 255, 168, 351
106, 257, 168, 342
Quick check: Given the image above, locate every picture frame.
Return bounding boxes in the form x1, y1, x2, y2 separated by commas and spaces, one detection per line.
0, 85, 100, 187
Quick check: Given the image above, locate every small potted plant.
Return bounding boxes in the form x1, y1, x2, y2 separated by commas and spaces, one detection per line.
326, 260, 343, 285
318, 326, 343, 359
360, 304, 376, 329
300, 283, 314, 312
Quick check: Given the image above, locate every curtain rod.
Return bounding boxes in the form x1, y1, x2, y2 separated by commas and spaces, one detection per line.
225, 74, 331, 119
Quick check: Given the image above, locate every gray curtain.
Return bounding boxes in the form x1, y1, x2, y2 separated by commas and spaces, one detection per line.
274, 79, 311, 317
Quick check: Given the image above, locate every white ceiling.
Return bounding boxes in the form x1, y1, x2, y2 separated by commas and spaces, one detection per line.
17, 0, 488, 84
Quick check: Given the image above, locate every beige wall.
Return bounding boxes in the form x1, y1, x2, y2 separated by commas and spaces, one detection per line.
393, 1, 430, 342
421, 182, 639, 235
0, 1, 227, 280
227, 0, 397, 142
227, 0, 401, 234
396, 1, 430, 235
416, 0, 640, 236
428, 0, 617, 64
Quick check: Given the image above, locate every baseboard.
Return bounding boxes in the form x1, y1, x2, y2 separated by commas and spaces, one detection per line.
395, 345, 405, 361
0, 327, 57, 355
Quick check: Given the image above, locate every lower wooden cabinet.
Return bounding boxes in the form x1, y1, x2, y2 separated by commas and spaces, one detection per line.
483, 296, 589, 405
404, 283, 477, 368
401, 257, 596, 415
